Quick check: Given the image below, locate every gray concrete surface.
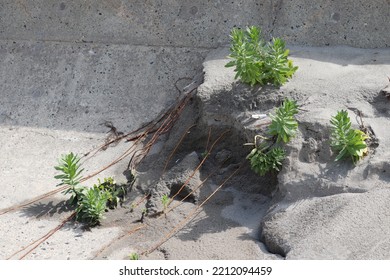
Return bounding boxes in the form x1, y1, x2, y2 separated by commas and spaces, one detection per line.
0, 0, 268, 48
1, 1, 389, 48
0, 40, 207, 132
270, 0, 390, 48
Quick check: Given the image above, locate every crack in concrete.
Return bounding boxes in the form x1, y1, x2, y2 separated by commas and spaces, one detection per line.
0, 37, 217, 50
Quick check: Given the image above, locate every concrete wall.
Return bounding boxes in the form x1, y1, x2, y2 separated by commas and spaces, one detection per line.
271, 0, 390, 48
0, 1, 268, 48
1, 1, 389, 48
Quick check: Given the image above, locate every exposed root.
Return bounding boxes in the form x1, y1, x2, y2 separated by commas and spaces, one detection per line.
92, 132, 232, 258
163, 124, 197, 174
0, 186, 69, 215
92, 224, 145, 259
165, 160, 222, 215
7, 213, 76, 260
168, 130, 230, 205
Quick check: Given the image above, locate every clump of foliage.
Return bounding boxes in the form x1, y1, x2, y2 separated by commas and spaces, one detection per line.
74, 177, 127, 226
330, 110, 368, 164
225, 26, 298, 86
129, 252, 140, 260
268, 99, 299, 143
54, 153, 85, 205
247, 146, 286, 176
95, 177, 126, 209
246, 99, 299, 176
76, 186, 109, 226
54, 153, 131, 226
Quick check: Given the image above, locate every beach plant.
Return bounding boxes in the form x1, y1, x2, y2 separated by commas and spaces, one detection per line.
330, 110, 368, 164
247, 146, 286, 176
246, 99, 299, 176
75, 176, 128, 226
54, 153, 86, 205
54, 153, 130, 226
129, 252, 140, 260
75, 186, 109, 226
225, 26, 298, 86
161, 194, 169, 212
268, 99, 299, 143
95, 177, 126, 209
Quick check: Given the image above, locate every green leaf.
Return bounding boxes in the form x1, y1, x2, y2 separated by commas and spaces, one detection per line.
268, 99, 299, 143
247, 147, 286, 176
225, 61, 236, 68
54, 152, 86, 204
330, 110, 368, 164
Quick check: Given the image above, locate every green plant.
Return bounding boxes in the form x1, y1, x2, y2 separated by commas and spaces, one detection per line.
161, 194, 169, 212
246, 99, 299, 176
95, 177, 126, 209
246, 146, 285, 176
54, 153, 129, 226
76, 186, 109, 226
225, 26, 298, 86
130, 203, 136, 212
54, 153, 85, 205
330, 110, 368, 164
129, 252, 139, 260
268, 99, 299, 143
